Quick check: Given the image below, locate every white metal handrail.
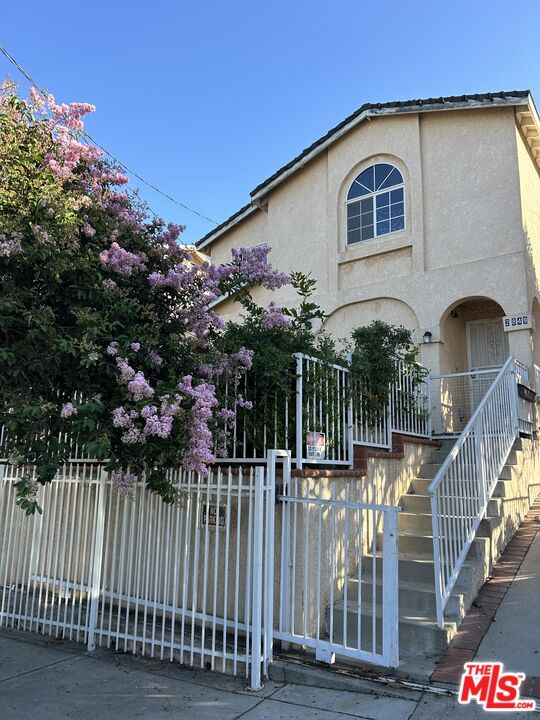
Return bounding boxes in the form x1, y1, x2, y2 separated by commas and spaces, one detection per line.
428, 357, 519, 628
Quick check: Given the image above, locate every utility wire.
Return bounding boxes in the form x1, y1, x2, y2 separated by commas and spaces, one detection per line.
0, 44, 219, 226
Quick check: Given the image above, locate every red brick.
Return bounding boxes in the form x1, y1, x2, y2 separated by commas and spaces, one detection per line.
431, 669, 462, 684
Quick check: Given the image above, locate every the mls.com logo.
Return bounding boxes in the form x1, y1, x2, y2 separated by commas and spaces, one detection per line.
458, 662, 536, 712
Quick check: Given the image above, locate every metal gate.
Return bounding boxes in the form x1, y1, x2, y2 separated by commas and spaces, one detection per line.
269, 450, 400, 668
0, 462, 274, 690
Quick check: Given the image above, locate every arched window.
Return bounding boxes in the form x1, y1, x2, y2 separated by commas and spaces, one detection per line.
346, 163, 405, 244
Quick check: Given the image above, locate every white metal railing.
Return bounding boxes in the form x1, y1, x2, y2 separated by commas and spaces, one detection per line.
352, 361, 430, 450
429, 368, 499, 436
294, 354, 352, 469
391, 359, 431, 439
271, 450, 399, 667
0, 463, 274, 690
428, 357, 519, 628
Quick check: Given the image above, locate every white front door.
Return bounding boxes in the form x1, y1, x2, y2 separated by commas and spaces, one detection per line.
466, 318, 509, 371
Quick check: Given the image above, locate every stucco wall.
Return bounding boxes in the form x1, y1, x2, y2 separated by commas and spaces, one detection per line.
206, 105, 540, 376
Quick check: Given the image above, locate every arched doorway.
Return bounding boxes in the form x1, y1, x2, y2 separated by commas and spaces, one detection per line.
440, 297, 508, 375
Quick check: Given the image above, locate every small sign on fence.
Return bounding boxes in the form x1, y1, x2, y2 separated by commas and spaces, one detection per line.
306, 431, 326, 460
201, 504, 226, 529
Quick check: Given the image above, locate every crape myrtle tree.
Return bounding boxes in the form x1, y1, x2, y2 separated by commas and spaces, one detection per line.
0, 82, 290, 513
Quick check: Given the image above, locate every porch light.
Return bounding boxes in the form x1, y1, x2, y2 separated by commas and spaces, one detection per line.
422, 331, 433, 344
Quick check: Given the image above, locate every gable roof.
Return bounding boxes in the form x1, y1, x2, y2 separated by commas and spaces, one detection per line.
197, 90, 531, 250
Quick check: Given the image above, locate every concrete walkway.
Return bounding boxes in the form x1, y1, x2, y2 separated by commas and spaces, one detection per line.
1, 628, 532, 719
432, 494, 540, 698
476, 530, 540, 676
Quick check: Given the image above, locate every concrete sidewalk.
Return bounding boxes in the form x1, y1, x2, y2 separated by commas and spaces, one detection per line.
476, 530, 540, 676
0, 628, 535, 719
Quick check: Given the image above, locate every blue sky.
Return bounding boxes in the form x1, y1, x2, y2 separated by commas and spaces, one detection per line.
2, 1, 539, 244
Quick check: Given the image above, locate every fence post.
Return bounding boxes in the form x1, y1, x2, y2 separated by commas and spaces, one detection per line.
509, 361, 520, 437
86, 466, 107, 653
426, 373, 433, 437
347, 394, 354, 469
474, 414, 487, 513
382, 507, 399, 667
430, 492, 445, 628
250, 466, 265, 691
295, 354, 303, 470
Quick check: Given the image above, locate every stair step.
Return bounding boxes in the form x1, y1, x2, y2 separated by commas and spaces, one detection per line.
418, 464, 442, 479
327, 599, 456, 656
382, 531, 488, 560
430, 450, 452, 463
364, 551, 484, 586
410, 475, 513, 497
400, 494, 501, 516
345, 577, 466, 620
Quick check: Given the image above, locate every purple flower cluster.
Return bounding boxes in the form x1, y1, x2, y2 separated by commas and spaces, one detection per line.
127, 372, 154, 400
60, 402, 77, 418
0, 233, 22, 257
148, 349, 163, 365
111, 470, 136, 496
230, 245, 290, 290
177, 375, 218, 474
99, 242, 147, 276
81, 222, 96, 237
261, 302, 292, 329
106, 342, 119, 356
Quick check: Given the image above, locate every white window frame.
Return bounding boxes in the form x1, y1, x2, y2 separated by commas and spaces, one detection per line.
345, 165, 406, 245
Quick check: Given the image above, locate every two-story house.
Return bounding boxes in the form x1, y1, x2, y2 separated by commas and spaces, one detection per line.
197, 91, 540, 381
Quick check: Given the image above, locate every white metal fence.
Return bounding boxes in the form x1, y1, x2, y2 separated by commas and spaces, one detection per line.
428, 357, 519, 627
216, 354, 430, 466
429, 369, 499, 436
0, 463, 274, 690
270, 450, 400, 668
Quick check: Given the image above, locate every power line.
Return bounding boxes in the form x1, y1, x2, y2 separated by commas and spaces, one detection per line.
0, 44, 219, 226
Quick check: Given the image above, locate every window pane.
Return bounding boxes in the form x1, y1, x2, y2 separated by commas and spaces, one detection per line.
376, 206, 390, 221
380, 167, 403, 189
374, 163, 394, 190
356, 166, 375, 192
361, 211, 373, 226
347, 181, 370, 200
347, 202, 361, 219
347, 216, 361, 232
376, 192, 390, 208
347, 228, 362, 244
360, 197, 373, 215
377, 219, 390, 236
390, 201, 404, 218
390, 187, 404, 203
361, 224, 374, 241
391, 216, 405, 232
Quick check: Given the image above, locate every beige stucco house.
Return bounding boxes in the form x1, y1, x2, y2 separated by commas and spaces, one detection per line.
197, 91, 540, 380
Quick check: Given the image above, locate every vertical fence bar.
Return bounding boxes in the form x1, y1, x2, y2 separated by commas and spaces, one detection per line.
382, 508, 399, 667
86, 467, 106, 653
250, 466, 265, 691
295, 353, 303, 469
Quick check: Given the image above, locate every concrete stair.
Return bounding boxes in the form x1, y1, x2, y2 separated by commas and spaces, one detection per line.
325, 436, 524, 664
